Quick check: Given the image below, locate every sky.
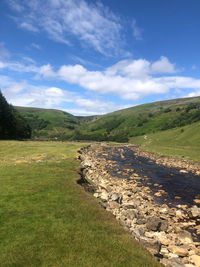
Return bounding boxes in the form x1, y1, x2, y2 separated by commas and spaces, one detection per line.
0, 0, 200, 116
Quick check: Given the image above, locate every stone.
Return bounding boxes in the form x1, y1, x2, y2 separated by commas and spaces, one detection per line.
193, 199, 200, 204
109, 201, 119, 209
139, 237, 161, 255
189, 205, 200, 218
168, 245, 188, 257
176, 210, 185, 219
100, 191, 109, 201
154, 192, 162, 197
111, 193, 120, 202
93, 192, 99, 198
131, 227, 144, 239
190, 255, 200, 267
146, 217, 168, 232
159, 237, 171, 246
180, 169, 187, 174
161, 258, 185, 267
178, 230, 193, 244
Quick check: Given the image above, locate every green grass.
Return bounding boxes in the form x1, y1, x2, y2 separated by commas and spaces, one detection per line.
131, 121, 200, 162
15, 96, 200, 142
0, 141, 159, 266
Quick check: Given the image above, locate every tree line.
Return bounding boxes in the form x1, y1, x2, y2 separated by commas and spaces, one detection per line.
0, 90, 31, 140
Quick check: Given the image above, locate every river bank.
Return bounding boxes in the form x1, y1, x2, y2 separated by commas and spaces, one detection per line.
78, 144, 200, 267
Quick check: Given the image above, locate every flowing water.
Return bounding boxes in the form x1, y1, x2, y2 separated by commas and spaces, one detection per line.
96, 146, 200, 207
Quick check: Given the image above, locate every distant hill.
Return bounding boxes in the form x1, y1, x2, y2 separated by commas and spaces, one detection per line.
77, 96, 200, 142
15, 96, 200, 142
15, 106, 96, 140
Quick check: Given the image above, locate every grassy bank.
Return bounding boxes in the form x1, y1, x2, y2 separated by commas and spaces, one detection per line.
131, 121, 200, 162
0, 141, 159, 266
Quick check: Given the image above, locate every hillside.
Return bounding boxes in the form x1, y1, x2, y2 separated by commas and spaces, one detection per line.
15, 96, 200, 142
131, 121, 200, 161
15, 106, 96, 140
77, 96, 200, 142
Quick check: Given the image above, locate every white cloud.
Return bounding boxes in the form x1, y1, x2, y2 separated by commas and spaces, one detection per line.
187, 91, 200, 97
151, 56, 177, 74
45, 87, 64, 97
8, 0, 123, 56
20, 22, 39, 32
0, 43, 10, 59
7, 82, 27, 94
106, 59, 150, 78
1, 76, 126, 115
1, 56, 200, 106
8, 0, 24, 12
31, 43, 41, 50
132, 19, 143, 40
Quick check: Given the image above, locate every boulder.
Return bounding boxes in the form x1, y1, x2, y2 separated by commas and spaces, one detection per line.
139, 236, 161, 255
178, 230, 193, 244
190, 255, 200, 267
168, 245, 188, 257
189, 205, 200, 218
111, 193, 120, 202
109, 201, 120, 209
146, 217, 168, 232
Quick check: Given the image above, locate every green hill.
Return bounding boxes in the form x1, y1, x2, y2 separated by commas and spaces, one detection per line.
15, 96, 200, 142
77, 96, 200, 142
131, 121, 200, 161
15, 106, 96, 140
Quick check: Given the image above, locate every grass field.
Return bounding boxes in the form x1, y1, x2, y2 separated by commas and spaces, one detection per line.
131, 121, 200, 162
0, 141, 159, 266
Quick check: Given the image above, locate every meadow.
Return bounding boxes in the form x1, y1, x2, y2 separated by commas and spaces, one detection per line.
0, 141, 160, 266
131, 121, 200, 162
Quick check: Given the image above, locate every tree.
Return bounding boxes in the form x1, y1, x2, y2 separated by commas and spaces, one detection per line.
0, 90, 31, 139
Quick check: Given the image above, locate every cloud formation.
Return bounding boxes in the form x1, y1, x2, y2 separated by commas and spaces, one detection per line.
8, 0, 123, 56
1, 56, 200, 115
1, 74, 129, 115
132, 19, 143, 40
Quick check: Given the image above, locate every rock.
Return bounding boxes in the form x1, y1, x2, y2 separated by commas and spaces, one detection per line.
180, 169, 187, 174
161, 258, 185, 267
137, 215, 146, 225
178, 231, 193, 244
168, 245, 188, 257
190, 255, 200, 267
109, 201, 119, 209
111, 192, 120, 202
139, 236, 161, 255
159, 237, 171, 246
154, 192, 162, 197
160, 247, 169, 257
176, 210, 185, 219
131, 227, 144, 239
193, 199, 200, 204
146, 217, 168, 232
160, 220, 168, 231
189, 205, 200, 218
100, 191, 109, 201
93, 192, 99, 198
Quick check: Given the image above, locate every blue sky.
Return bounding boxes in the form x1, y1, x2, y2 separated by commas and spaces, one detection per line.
0, 0, 200, 115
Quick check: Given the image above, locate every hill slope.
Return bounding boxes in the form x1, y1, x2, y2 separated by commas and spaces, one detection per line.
131, 121, 200, 161
15, 96, 200, 142
77, 96, 200, 142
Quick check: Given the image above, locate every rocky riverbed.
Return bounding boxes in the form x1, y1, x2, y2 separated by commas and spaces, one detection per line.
78, 144, 200, 267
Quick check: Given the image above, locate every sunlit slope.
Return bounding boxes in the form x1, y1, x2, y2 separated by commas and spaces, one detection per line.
15, 96, 200, 142
131, 121, 200, 161
78, 96, 200, 141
